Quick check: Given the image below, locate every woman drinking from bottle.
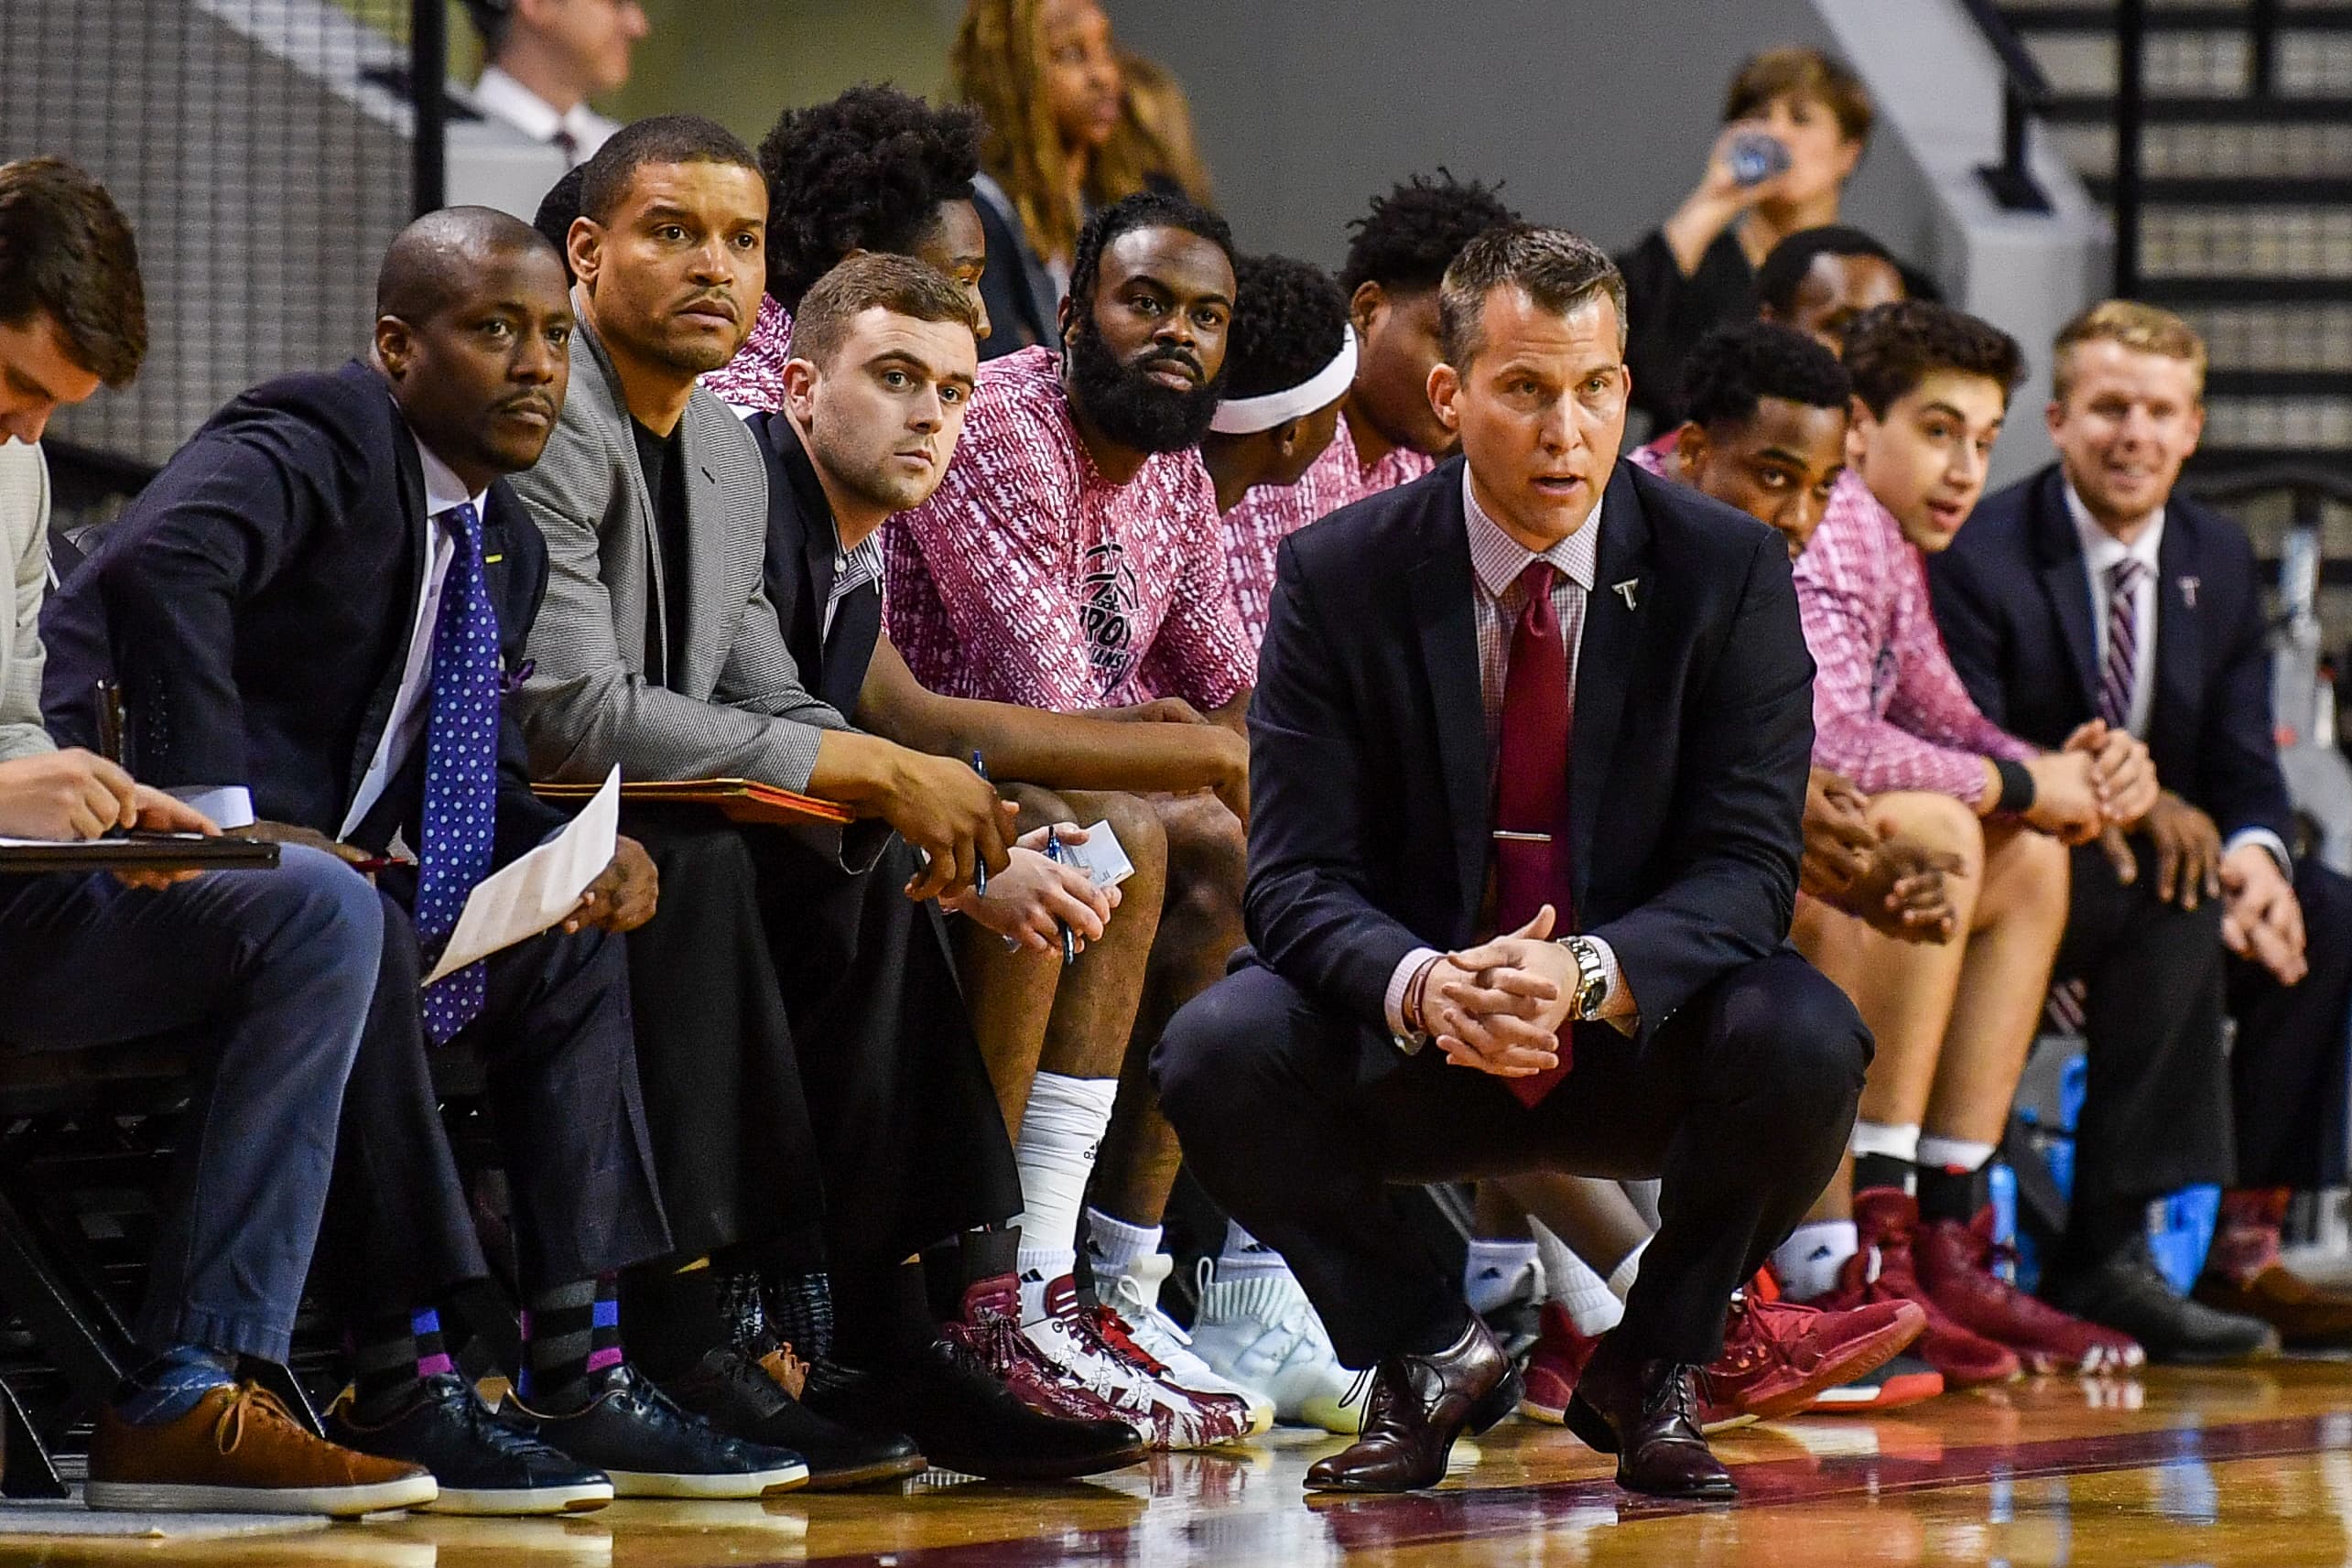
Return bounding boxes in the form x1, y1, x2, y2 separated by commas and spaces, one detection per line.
1618, 47, 1876, 432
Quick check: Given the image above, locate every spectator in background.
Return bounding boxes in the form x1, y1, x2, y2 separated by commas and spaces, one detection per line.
956, 0, 1175, 358
704, 86, 992, 416
1932, 300, 2352, 1356
1755, 224, 1912, 353
463, 0, 647, 166
1619, 48, 1875, 432
1100, 51, 1216, 208
1221, 173, 1516, 647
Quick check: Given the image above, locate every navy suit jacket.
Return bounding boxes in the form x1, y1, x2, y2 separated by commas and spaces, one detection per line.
1927, 464, 2291, 848
1247, 455, 1815, 1045
41, 360, 564, 867
750, 410, 883, 721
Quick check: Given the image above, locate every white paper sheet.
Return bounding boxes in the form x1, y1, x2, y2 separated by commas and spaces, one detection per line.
423, 766, 620, 985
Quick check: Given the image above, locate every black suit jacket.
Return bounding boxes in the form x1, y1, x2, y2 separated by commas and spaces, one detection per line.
1927, 464, 2291, 847
750, 410, 883, 719
1248, 456, 1814, 1044
41, 360, 564, 867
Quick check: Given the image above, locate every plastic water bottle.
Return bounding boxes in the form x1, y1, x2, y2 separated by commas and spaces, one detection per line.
1727, 132, 1791, 188
1987, 1162, 2019, 1284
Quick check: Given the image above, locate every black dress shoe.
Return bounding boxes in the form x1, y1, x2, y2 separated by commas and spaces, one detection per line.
661, 1345, 926, 1489
509, 1363, 809, 1498
1302, 1316, 1518, 1494
807, 1336, 1143, 1482
1564, 1335, 1736, 1500
2040, 1232, 2280, 1364
328, 1374, 612, 1517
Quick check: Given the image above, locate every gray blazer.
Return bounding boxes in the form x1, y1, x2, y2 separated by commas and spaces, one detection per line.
509, 319, 848, 793
0, 440, 57, 762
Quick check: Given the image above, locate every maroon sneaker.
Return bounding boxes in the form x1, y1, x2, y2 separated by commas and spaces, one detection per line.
1812, 1189, 2021, 1389
1516, 1303, 1597, 1424
1699, 1273, 1925, 1423
1802, 1353, 1946, 1413
944, 1275, 1132, 1425
1916, 1208, 2145, 1374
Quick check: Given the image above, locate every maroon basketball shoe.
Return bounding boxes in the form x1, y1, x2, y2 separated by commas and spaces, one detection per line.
1699, 1271, 1926, 1422
1811, 1189, 2021, 1389
1916, 1208, 2145, 1374
1516, 1303, 1599, 1425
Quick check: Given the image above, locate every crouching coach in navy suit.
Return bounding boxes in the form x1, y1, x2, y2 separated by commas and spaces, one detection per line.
1154, 227, 1870, 1501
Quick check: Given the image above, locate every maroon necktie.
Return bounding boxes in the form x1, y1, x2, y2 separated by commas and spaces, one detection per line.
1492, 559, 1575, 1108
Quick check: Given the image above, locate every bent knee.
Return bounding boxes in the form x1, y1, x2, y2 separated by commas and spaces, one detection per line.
1718, 954, 1874, 1092
1088, 790, 1169, 884
273, 844, 386, 957
1152, 967, 1297, 1117
1870, 790, 1984, 872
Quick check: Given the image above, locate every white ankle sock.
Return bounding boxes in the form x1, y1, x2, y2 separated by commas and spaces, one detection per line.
1530, 1219, 1623, 1336
1218, 1220, 1291, 1280
1605, 1235, 1647, 1301
1012, 1074, 1119, 1320
1082, 1206, 1162, 1277
1772, 1219, 1859, 1303
1915, 1134, 1997, 1173
1464, 1238, 1541, 1315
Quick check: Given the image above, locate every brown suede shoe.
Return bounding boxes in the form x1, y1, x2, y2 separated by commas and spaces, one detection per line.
87, 1382, 438, 1516
2195, 1266, 2352, 1348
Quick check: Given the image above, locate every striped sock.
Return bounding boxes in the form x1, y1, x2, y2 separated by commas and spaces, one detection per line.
349, 1307, 454, 1422
520, 1275, 623, 1412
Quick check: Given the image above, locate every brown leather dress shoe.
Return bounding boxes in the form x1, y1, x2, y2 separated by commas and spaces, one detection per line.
1302, 1316, 1518, 1493
2195, 1265, 2352, 1347
1563, 1334, 1737, 1500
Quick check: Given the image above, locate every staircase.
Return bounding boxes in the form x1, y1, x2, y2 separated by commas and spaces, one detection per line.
1996, 0, 2352, 641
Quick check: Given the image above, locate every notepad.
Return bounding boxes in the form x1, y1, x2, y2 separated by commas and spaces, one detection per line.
532, 776, 853, 827
0, 833, 281, 874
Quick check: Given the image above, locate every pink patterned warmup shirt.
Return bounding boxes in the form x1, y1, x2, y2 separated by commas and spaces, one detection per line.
884, 345, 1258, 714
1219, 409, 1435, 649
699, 294, 795, 414
1792, 470, 2036, 804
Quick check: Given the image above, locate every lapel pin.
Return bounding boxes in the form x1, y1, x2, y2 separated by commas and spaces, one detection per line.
1611, 579, 1640, 611
2178, 575, 2199, 609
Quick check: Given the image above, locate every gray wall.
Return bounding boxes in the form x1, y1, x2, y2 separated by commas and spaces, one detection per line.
1113, 0, 1941, 276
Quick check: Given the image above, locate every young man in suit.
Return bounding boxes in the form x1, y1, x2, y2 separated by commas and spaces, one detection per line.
45, 206, 810, 1509
0, 155, 438, 1519
1932, 300, 2352, 1355
1154, 226, 1882, 1499
509, 114, 1149, 1480
462, 0, 645, 166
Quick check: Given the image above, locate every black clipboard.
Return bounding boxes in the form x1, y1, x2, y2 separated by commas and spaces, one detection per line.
0, 834, 283, 875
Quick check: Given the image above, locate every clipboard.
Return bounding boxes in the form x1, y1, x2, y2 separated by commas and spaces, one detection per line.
532, 777, 854, 828
0, 833, 283, 875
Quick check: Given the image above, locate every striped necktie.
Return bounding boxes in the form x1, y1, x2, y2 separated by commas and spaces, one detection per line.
2097, 557, 2148, 730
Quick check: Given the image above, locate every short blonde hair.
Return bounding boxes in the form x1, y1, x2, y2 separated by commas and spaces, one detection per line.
2052, 299, 2207, 403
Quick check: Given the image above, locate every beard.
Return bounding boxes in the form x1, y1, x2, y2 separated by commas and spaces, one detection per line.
1066, 321, 1226, 455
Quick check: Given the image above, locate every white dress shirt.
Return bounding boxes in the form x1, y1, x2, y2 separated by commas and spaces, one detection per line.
2064, 477, 2290, 872
470, 66, 620, 164
171, 436, 485, 836
1384, 469, 1631, 1042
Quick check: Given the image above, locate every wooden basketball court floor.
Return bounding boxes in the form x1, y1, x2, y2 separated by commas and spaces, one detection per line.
11, 1361, 2352, 1565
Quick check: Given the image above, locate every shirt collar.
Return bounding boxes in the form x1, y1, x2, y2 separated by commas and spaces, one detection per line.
2062, 475, 2163, 578
1461, 464, 1601, 600
472, 66, 602, 149
411, 432, 490, 520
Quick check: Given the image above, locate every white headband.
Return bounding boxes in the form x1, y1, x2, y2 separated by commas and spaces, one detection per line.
1209, 330, 1359, 435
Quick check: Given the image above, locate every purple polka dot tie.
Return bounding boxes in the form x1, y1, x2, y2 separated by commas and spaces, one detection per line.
417, 503, 501, 1044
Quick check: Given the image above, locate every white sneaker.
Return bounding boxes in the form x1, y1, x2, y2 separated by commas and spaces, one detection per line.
1099, 1253, 1274, 1435
1021, 1275, 1252, 1451
1185, 1260, 1361, 1435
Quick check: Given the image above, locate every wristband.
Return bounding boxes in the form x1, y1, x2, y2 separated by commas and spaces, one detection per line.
1992, 757, 2036, 814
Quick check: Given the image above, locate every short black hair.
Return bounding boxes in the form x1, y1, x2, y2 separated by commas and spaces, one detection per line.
1754, 224, 1898, 315
377, 206, 559, 324
1339, 170, 1518, 298
757, 85, 983, 311
1679, 321, 1852, 430
533, 165, 588, 282
0, 157, 146, 387
579, 114, 762, 227
1843, 300, 2024, 417
1067, 189, 1236, 323
1222, 254, 1350, 400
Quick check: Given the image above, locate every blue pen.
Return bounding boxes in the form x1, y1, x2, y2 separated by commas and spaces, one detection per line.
1043, 832, 1078, 967
969, 751, 990, 898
